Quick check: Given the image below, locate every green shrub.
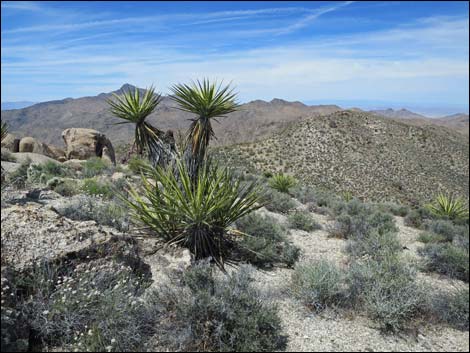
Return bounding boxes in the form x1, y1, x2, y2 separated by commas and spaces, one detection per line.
417, 232, 447, 244
328, 209, 397, 239
82, 157, 111, 178
424, 220, 468, 242
127, 156, 151, 174
347, 255, 427, 332
8, 258, 155, 352
418, 243, 469, 282
235, 213, 299, 268
287, 210, 321, 232
378, 202, 409, 217
124, 160, 263, 270
56, 196, 130, 231
430, 287, 469, 331
264, 189, 296, 214
292, 260, 346, 311
404, 207, 433, 229
268, 173, 296, 193
6, 159, 31, 188
82, 178, 114, 198
152, 262, 286, 351
290, 185, 317, 204
345, 231, 402, 260
51, 179, 80, 197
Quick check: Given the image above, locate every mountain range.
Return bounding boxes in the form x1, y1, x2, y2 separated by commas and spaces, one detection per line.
1, 84, 468, 148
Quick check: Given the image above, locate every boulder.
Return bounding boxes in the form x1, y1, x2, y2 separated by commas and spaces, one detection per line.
62, 128, 116, 164
12, 152, 61, 166
42, 144, 65, 161
1, 133, 20, 152
17, 137, 65, 161
18, 137, 42, 153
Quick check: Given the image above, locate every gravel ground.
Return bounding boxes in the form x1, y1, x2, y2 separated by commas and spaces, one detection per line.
249, 210, 470, 352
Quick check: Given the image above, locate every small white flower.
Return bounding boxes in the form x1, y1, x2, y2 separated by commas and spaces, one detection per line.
42, 310, 49, 315
111, 338, 116, 344
88, 329, 93, 336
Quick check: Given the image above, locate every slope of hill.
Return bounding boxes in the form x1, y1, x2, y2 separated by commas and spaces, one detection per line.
371, 109, 469, 135
215, 110, 469, 205
0, 84, 341, 147
434, 113, 469, 134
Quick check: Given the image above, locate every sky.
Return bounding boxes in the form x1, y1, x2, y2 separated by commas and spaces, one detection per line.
1, 1, 469, 116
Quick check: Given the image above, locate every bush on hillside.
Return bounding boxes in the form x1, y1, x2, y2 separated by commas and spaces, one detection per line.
287, 210, 322, 232
152, 262, 286, 352
235, 213, 300, 268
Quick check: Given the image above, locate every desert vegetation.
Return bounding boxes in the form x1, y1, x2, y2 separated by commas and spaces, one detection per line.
1, 82, 469, 352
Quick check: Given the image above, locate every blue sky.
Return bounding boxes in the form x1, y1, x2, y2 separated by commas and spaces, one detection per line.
1, 1, 469, 115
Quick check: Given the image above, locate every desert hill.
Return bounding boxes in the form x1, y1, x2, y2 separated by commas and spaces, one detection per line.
214, 110, 469, 205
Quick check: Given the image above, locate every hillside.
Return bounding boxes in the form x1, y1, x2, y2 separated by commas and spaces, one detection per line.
215, 110, 469, 205
371, 109, 469, 135
0, 84, 341, 147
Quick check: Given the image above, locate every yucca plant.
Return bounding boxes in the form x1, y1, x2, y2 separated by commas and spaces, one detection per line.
426, 193, 469, 221
1, 120, 8, 184
107, 86, 165, 161
1, 119, 8, 142
269, 173, 297, 193
170, 79, 239, 178
123, 159, 264, 270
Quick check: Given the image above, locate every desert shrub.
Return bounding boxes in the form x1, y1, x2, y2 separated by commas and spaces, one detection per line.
263, 171, 273, 178
345, 230, 402, 260
6, 159, 31, 188
292, 261, 346, 311
429, 287, 469, 331
51, 179, 80, 197
424, 219, 468, 242
378, 202, 409, 217
287, 210, 321, 232
82, 157, 112, 178
328, 209, 396, 239
235, 213, 300, 268
290, 185, 317, 204
426, 193, 469, 221
11, 258, 156, 352
124, 160, 263, 270
82, 178, 114, 198
127, 155, 151, 174
152, 262, 286, 351
307, 202, 330, 215
263, 189, 296, 214
418, 243, 469, 282
331, 198, 368, 217
417, 232, 447, 244
347, 255, 427, 332
57, 196, 130, 231
268, 173, 296, 193
29, 161, 71, 181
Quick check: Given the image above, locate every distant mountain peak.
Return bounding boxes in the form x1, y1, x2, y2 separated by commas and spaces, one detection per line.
118, 83, 138, 91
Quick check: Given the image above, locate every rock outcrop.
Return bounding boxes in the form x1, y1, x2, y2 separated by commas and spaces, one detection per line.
1, 133, 20, 152
62, 128, 116, 164
14, 136, 65, 161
